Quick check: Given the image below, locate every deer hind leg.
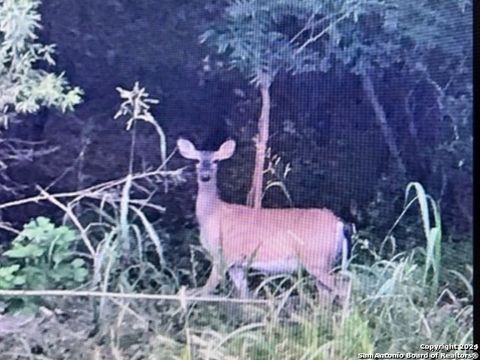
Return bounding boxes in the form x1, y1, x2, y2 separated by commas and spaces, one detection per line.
199, 263, 222, 295
309, 266, 349, 305
304, 265, 336, 301
228, 265, 249, 298
314, 271, 335, 295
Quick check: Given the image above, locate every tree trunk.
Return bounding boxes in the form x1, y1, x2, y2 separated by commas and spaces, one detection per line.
247, 79, 271, 208
362, 74, 407, 177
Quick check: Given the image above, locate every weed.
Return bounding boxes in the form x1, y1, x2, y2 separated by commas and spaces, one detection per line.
0, 217, 89, 313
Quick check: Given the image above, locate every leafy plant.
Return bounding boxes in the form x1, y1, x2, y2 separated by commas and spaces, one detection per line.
0, 0, 83, 128
0, 217, 89, 311
114, 82, 166, 164
262, 148, 293, 206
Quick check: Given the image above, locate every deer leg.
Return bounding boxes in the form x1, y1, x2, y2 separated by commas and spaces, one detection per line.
305, 265, 336, 302
228, 265, 249, 298
311, 268, 349, 305
199, 263, 222, 295
315, 273, 335, 294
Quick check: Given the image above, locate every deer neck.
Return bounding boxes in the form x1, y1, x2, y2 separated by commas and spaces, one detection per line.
195, 179, 221, 223
195, 179, 222, 252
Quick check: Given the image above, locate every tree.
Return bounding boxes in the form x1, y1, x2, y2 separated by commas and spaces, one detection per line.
0, 0, 83, 128
330, 0, 472, 181
201, 0, 378, 208
202, 0, 471, 218
330, 0, 472, 229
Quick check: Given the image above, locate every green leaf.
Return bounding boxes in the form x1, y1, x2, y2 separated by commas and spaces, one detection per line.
59, 226, 76, 243
52, 251, 69, 264
36, 216, 52, 228
4, 244, 44, 258
0, 265, 20, 278
73, 267, 88, 282
13, 275, 27, 286
72, 258, 86, 268
0, 265, 21, 287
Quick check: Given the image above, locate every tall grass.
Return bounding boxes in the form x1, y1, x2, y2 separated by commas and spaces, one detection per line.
76, 180, 470, 359
135, 182, 470, 359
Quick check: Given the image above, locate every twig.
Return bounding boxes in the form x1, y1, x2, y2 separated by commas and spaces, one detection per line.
295, 9, 352, 55
38, 187, 96, 257
0, 159, 184, 211
0, 222, 20, 234
289, 13, 316, 44
290, 13, 336, 45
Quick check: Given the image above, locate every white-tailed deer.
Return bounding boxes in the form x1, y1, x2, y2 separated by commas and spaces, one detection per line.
177, 138, 351, 299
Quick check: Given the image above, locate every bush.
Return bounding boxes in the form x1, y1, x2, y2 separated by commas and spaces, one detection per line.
0, 216, 89, 312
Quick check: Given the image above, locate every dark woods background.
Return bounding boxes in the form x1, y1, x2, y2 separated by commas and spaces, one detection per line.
0, 0, 472, 250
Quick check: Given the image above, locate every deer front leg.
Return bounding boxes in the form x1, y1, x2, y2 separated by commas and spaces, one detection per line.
182, 262, 222, 297
199, 263, 222, 295
228, 265, 249, 298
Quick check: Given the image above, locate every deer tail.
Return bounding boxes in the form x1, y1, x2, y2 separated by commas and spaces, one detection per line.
336, 222, 354, 270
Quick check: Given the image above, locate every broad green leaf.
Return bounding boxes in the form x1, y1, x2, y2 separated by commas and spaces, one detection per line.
72, 258, 86, 268
13, 275, 27, 286
0, 264, 20, 277
73, 267, 89, 282
4, 244, 44, 258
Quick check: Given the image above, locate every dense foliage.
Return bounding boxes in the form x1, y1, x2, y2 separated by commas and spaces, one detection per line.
0, 0, 82, 128
198, 0, 472, 228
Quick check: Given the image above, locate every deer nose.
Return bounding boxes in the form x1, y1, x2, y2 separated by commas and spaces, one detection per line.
200, 174, 211, 182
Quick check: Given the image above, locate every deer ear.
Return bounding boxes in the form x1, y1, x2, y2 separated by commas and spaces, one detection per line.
177, 138, 200, 160
214, 140, 236, 160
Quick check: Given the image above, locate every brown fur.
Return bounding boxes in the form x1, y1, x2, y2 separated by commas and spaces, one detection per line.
177, 138, 347, 298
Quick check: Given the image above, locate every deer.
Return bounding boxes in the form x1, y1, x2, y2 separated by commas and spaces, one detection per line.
177, 138, 352, 301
